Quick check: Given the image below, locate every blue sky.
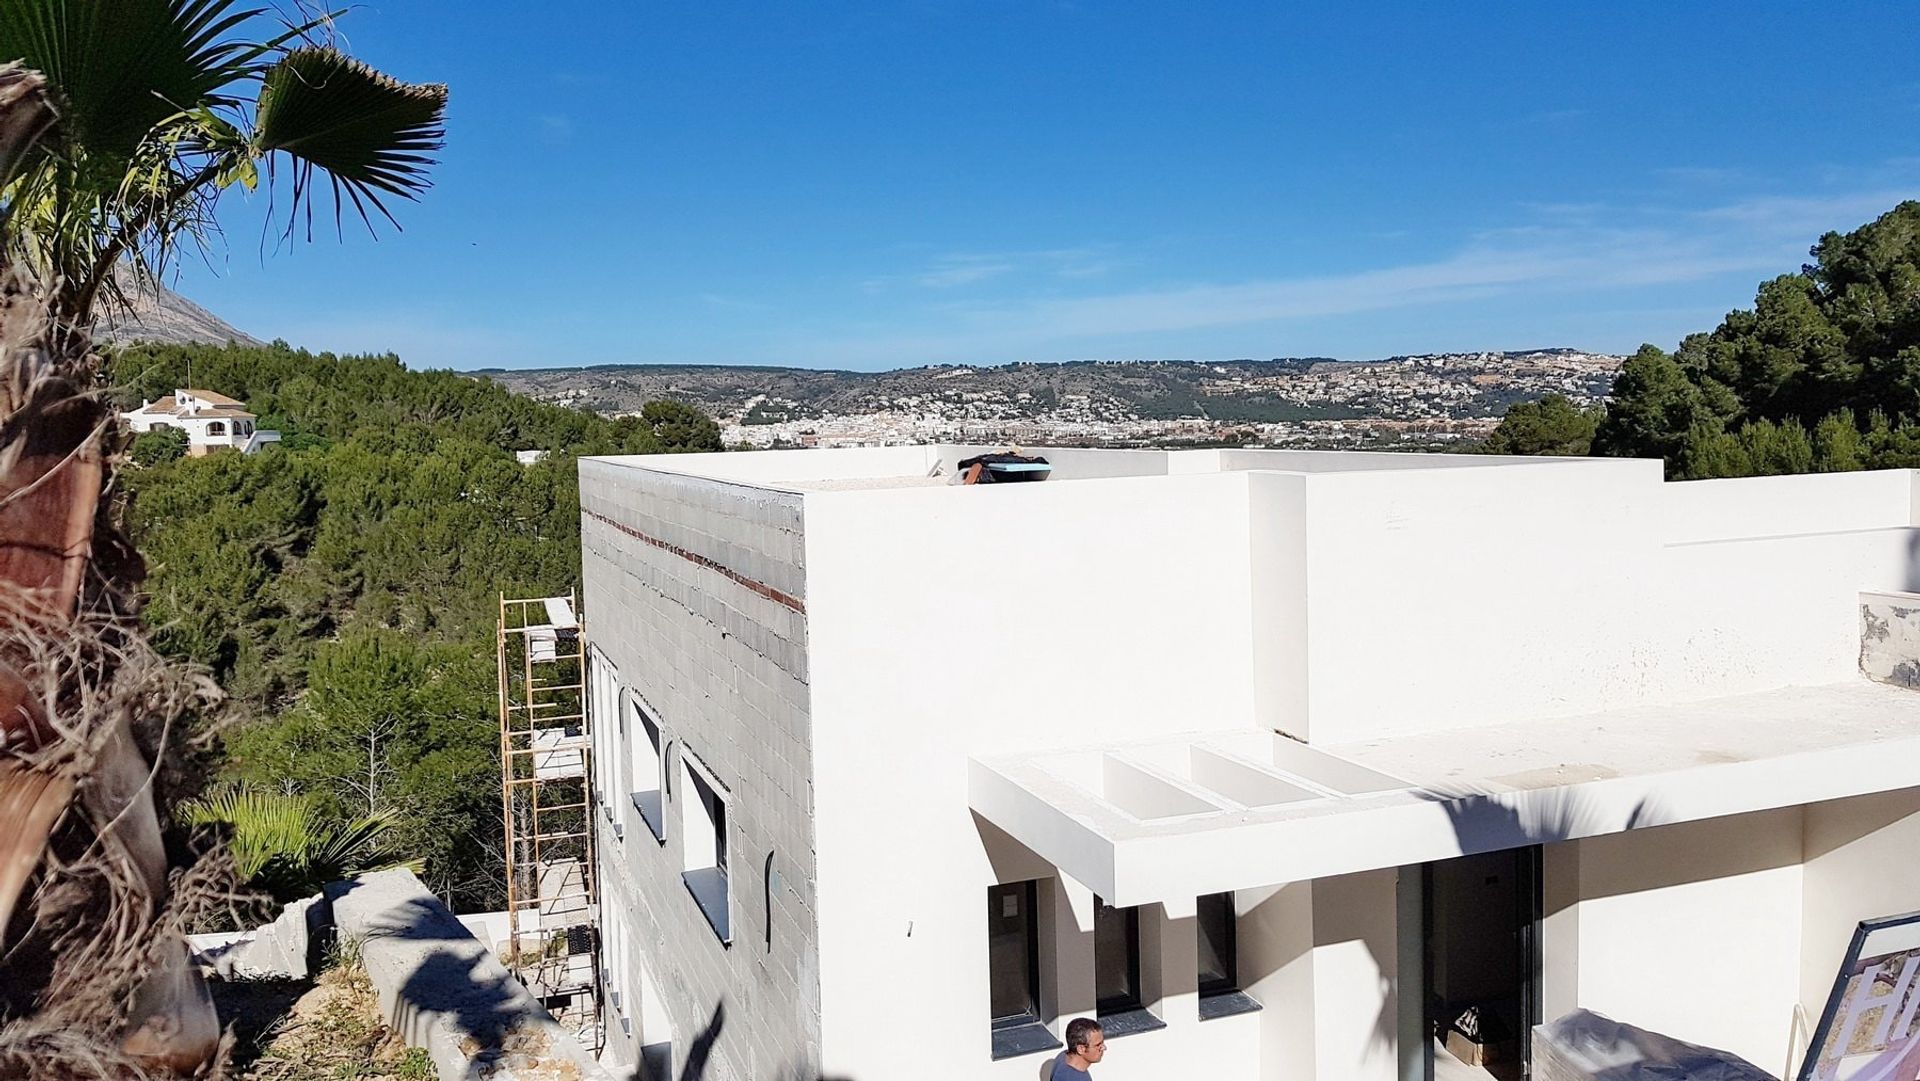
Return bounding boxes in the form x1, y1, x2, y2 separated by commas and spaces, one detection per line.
177, 2, 1919, 371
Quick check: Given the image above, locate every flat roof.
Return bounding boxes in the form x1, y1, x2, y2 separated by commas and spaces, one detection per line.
586, 444, 1612, 494
969, 679, 1920, 906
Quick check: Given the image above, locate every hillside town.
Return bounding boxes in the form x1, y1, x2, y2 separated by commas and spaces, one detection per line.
495, 349, 1623, 451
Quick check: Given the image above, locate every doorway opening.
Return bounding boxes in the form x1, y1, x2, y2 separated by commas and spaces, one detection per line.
1423, 847, 1541, 1081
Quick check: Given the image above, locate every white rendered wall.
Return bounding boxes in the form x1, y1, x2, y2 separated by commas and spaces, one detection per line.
1240, 882, 1316, 1080
1215, 870, 1404, 1081
1799, 787, 1920, 1059
1545, 810, 1806, 1076
1308, 870, 1401, 1081
1290, 458, 1664, 742
802, 472, 1267, 1080
1287, 462, 1920, 744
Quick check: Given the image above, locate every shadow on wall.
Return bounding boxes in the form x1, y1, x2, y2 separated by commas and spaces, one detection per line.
629, 998, 853, 1081
346, 891, 546, 1076
1419, 786, 1663, 854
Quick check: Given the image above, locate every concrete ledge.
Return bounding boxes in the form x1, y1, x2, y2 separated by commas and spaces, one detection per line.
327, 869, 614, 1081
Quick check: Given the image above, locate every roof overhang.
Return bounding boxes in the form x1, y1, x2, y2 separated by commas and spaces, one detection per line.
969, 680, 1920, 907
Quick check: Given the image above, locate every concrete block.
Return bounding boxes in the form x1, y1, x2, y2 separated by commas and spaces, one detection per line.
189, 894, 326, 979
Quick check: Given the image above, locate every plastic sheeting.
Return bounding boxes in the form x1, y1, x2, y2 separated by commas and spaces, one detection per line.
1533, 1009, 1776, 1081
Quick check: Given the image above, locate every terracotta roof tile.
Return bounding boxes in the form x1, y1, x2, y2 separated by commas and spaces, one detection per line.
180, 388, 244, 406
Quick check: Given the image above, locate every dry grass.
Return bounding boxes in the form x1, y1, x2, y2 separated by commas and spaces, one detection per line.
229, 949, 432, 1081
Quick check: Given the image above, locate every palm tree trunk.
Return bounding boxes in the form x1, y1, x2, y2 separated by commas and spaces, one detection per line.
0, 61, 219, 1077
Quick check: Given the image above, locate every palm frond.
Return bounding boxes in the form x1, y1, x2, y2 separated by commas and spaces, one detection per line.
180, 786, 313, 881
181, 785, 412, 900
0, 0, 264, 168
253, 46, 446, 235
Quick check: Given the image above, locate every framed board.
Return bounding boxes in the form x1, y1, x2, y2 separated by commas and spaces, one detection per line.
1802, 911, 1920, 1081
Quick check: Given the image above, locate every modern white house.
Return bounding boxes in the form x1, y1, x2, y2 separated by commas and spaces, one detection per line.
579, 445, 1920, 1081
121, 388, 281, 454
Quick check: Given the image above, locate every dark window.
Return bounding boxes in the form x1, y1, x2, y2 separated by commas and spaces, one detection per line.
1197, 892, 1237, 994
988, 881, 1039, 1023
989, 880, 1058, 1060
1094, 897, 1141, 1015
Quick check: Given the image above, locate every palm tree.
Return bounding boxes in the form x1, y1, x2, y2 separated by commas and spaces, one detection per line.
181, 787, 418, 903
0, 6, 444, 1074
0, 0, 448, 326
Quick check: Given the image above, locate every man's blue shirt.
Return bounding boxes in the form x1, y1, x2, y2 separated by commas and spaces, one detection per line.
1049, 1056, 1092, 1081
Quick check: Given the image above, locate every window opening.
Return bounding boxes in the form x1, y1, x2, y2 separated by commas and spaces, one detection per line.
628, 694, 666, 842
1197, 892, 1236, 995
988, 880, 1059, 1060
989, 881, 1040, 1023
1094, 897, 1142, 1015
680, 756, 730, 944
1196, 892, 1261, 1020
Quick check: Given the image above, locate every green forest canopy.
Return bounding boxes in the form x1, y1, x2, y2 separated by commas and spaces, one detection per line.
1487, 200, 1920, 478
111, 342, 720, 907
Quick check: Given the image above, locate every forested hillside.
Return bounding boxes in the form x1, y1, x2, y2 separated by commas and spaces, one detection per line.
1488, 201, 1920, 477
109, 342, 720, 908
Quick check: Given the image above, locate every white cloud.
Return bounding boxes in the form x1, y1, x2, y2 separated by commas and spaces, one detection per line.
871, 246, 1124, 291
789, 182, 1920, 367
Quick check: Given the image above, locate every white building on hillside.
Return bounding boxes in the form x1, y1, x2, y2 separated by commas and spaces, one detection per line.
579, 445, 1920, 1081
122, 388, 280, 454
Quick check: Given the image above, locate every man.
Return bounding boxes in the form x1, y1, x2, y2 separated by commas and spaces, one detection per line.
1051, 1017, 1106, 1080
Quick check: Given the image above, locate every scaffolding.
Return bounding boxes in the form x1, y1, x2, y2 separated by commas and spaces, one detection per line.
498, 591, 600, 1038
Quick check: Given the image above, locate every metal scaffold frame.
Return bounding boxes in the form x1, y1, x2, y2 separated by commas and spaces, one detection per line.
498, 590, 601, 1041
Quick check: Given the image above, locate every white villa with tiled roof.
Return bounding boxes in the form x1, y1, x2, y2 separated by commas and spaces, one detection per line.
121, 388, 280, 455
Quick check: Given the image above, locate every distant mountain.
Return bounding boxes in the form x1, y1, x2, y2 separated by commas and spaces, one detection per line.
96, 280, 260, 348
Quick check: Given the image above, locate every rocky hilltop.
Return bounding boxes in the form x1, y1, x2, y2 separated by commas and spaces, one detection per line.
482, 349, 1621, 450
96, 279, 260, 347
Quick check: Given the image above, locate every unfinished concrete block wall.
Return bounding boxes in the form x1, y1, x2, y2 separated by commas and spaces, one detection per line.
579, 459, 819, 1081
